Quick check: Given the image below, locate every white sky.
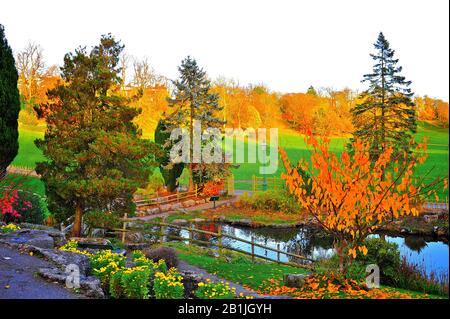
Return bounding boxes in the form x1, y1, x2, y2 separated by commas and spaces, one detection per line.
1, 0, 449, 100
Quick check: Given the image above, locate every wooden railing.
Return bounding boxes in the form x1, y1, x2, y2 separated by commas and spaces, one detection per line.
135, 186, 201, 209
111, 219, 314, 269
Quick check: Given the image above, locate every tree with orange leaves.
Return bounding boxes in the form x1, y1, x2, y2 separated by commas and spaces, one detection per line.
280, 132, 445, 273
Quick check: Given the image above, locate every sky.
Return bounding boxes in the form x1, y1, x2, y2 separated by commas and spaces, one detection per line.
1, 0, 449, 100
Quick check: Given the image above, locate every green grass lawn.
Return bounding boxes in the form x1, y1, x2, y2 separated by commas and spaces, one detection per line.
164, 242, 443, 299
9, 121, 449, 199
12, 125, 45, 168
230, 121, 449, 199
164, 242, 308, 290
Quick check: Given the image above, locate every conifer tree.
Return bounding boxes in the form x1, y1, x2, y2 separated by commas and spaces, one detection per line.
35, 34, 159, 236
351, 32, 416, 162
154, 119, 184, 192
306, 85, 318, 96
0, 24, 20, 179
166, 56, 224, 191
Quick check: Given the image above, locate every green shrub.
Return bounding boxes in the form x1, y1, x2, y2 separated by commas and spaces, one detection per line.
0, 223, 20, 233
109, 270, 125, 299
345, 261, 367, 283
136, 167, 166, 197
356, 237, 401, 286
89, 250, 126, 290
397, 256, 449, 296
110, 266, 153, 299
83, 210, 121, 229
238, 189, 300, 213
131, 250, 168, 272
153, 268, 184, 299
177, 168, 190, 188
144, 246, 179, 268
4, 191, 46, 225
195, 280, 236, 299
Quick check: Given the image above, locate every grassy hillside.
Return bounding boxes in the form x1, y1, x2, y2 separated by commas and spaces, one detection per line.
10, 121, 449, 200
12, 125, 45, 168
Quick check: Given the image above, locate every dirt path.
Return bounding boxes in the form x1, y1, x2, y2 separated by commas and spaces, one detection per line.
0, 243, 82, 299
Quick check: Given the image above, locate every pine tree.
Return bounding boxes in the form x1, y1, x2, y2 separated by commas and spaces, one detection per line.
154, 119, 184, 192
35, 34, 160, 236
306, 86, 318, 96
0, 24, 20, 179
351, 32, 416, 162
166, 56, 224, 191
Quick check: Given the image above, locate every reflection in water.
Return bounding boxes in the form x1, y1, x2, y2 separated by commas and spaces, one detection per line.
404, 236, 428, 253
141, 222, 448, 277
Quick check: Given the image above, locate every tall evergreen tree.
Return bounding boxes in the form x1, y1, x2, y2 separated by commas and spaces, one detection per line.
166, 56, 224, 191
351, 32, 416, 162
306, 85, 318, 96
0, 24, 20, 179
154, 119, 184, 192
35, 34, 159, 236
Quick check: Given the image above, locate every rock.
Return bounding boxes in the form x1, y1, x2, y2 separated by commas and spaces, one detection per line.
125, 231, 145, 243
90, 228, 106, 238
424, 214, 439, 223
0, 229, 55, 249
38, 267, 104, 299
148, 207, 161, 215
179, 271, 204, 298
27, 246, 91, 276
195, 199, 206, 205
182, 200, 196, 208
171, 219, 188, 225
283, 274, 309, 288
160, 204, 172, 212
171, 203, 182, 210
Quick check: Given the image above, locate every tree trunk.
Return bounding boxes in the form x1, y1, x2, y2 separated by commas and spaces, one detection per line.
188, 104, 195, 192
72, 203, 83, 237
380, 47, 386, 180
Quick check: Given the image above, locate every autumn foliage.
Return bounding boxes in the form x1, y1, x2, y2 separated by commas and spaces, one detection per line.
280, 132, 444, 271
256, 276, 423, 299
202, 181, 224, 197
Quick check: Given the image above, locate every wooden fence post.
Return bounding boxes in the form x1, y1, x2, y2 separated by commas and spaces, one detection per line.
277, 243, 280, 263
251, 236, 255, 263
217, 224, 223, 255
189, 222, 194, 245
121, 213, 127, 243
160, 223, 165, 243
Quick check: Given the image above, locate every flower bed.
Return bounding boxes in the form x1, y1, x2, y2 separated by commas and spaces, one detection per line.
0, 223, 20, 233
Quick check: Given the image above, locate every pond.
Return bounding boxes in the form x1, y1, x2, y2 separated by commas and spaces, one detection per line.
152, 222, 449, 278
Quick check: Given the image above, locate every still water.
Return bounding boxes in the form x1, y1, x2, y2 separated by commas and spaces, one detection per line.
150, 222, 449, 277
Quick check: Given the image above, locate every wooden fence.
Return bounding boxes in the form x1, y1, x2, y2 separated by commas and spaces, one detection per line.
135, 186, 201, 209
113, 219, 313, 269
